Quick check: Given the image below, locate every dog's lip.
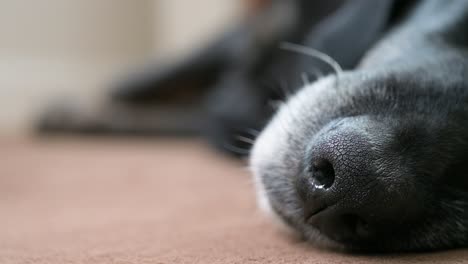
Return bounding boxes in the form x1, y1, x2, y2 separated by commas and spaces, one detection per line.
304, 206, 328, 223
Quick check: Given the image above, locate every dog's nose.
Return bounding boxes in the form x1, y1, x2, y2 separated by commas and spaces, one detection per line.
296, 123, 379, 243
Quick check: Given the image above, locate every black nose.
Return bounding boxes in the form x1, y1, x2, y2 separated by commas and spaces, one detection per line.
296, 123, 380, 243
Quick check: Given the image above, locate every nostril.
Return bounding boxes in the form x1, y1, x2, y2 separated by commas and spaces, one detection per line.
309, 158, 335, 189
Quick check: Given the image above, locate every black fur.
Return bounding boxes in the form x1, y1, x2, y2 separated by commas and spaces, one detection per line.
251, 0, 468, 252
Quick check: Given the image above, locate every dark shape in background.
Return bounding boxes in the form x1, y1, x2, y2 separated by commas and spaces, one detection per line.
38, 0, 418, 157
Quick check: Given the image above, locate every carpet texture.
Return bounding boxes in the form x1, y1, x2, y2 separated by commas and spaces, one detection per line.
1, 138, 468, 263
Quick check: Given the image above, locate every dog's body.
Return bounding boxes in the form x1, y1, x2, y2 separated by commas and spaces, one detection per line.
39, 0, 403, 151
252, 0, 468, 252
39, 0, 468, 252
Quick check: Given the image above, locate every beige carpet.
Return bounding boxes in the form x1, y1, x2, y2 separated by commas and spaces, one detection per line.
1, 138, 468, 263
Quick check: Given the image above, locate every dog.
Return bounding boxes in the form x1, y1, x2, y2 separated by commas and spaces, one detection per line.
251, 0, 468, 252
38, 0, 468, 252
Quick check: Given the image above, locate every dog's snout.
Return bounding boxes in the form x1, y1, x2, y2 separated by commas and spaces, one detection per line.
296, 120, 385, 242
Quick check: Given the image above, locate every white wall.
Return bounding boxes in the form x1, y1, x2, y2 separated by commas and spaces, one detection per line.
0, 0, 242, 134
154, 0, 242, 58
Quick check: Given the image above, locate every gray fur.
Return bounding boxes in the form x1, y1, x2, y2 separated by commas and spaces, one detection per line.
251, 0, 468, 252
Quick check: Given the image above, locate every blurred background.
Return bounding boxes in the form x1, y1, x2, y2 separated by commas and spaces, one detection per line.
0, 0, 246, 135
5, 2, 461, 262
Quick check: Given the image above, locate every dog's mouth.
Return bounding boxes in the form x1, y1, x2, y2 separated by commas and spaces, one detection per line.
301, 199, 375, 246
304, 205, 328, 223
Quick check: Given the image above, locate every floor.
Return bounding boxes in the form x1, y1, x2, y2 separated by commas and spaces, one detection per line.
1, 137, 467, 263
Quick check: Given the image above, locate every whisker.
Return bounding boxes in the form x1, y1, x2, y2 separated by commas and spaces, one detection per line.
279, 78, 295, 98
269, 79, 291, 100
236, 135, 256, 145
280, 42, 343, 75
222, 142, 251, 156
244, 128, 261, 138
